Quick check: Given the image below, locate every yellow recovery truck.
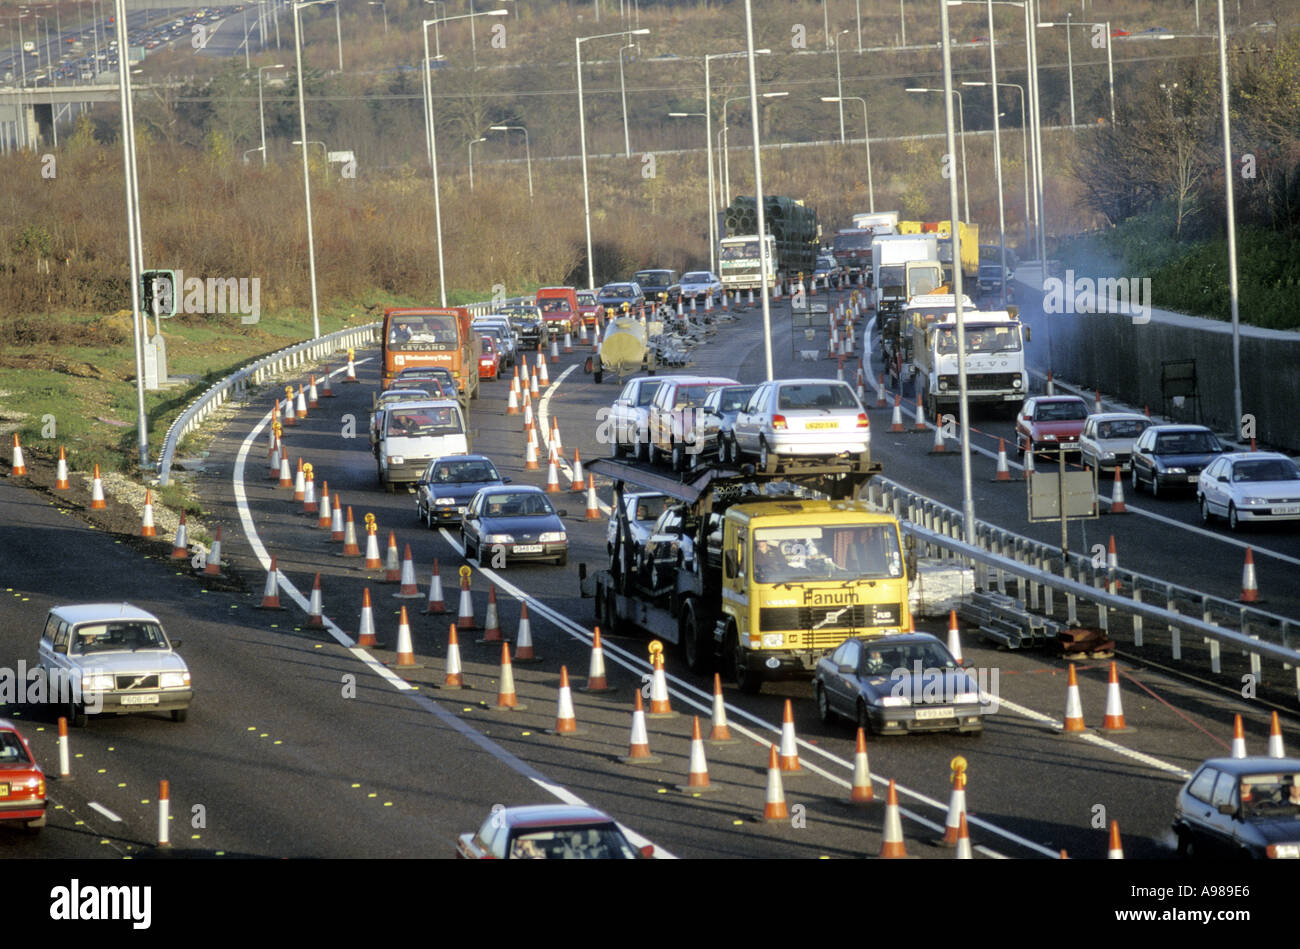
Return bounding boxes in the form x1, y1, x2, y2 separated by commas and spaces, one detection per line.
580, 455, 911, 693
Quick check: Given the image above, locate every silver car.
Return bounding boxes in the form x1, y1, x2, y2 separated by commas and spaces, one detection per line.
604, 376, 665, 461
605, 491, 673, 555
472, 317, 518, 367
679, 271, 722, 305
1198, 452, 1300, 530
732, 378, 870, 470
1078, 412, 1151, 472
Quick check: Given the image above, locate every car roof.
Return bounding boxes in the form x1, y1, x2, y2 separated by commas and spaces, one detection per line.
1218, 451, 1293, 463
384, 399, 462, 412
1148, 424, 1216, 434
1032, 395, 1087, 404
382, 388, 430, 399
1087, 412, 1149, 422
771, 377, 855, 388
1195, 757, 1300, 775
432, 454, 493, 465
50, 603, 162, 625
658, 375, 738, 387
846, 632, 943, 648
484, 484, 545, 495
495, 804, 616, 827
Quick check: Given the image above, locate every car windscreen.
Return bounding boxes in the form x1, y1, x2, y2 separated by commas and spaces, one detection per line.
387, 314, 460, 352
72, 621, 169, 654
601, 285, 635, 296
482, 492, 555, 517
1233, 459, 1300, 482
753, 524, 902, 583
508, 824, 636, 859
1097, 420, 1147, 440
538, 298, 573, 313
431, 460, 500, 484
386, 407, 463, 438
860, 642, 957, 677
635, 271, 671, 285
719, 243, 762, 260
0, 731, 33, 765
682, 273, 712, 283
1155, 432, 1220, 454
878, 264, 904, 287
908, 269, 939, 296
577, 292, 597, 305
833, 232, 871, 251
719, 386, 758, 413
1036, 401, 1087, 421
777, 383, 859, 411
632, 495, 673, 523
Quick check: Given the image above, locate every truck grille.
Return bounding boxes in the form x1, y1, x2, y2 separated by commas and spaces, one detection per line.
760, 603, 902, 649
115, 674, 159, 691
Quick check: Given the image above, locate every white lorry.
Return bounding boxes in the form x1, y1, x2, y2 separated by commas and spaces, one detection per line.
905, 303, 1030, 420
851, 211, 899, 234
718, 234, 779, 292
871, 234, 941, 316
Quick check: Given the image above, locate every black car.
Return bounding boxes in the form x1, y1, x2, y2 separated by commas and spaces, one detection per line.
415, 454, 509, 527
1173, 757, 1300, 859
393, 366, 462, 404
500, 304, 549, 350
461, 485, 568, 567
632, 269, 680, 307
597, 282, 645, 311
813, 633, 991, 736
1131, 424, 1224, 498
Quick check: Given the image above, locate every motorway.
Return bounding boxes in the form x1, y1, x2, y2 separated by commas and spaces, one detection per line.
3, 286, 1295, 862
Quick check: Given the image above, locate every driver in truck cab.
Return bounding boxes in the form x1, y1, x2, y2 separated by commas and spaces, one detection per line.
753, 539, 790, 581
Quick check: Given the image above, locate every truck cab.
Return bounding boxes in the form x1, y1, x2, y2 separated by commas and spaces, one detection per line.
911, 308, 1029, 420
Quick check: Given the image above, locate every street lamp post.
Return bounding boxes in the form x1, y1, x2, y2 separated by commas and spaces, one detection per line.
1036, 14, 1076, 127
489, 124, 532, 199
576, 27, 651, 291
704, 48, 770, 273
293, 0, 331, 339
467, 136, 485, 191
1041, 16, 1114, 124
294, 138, 329, 178
833, 29, 849, 144
1215, 0, 1243, 430
668, 110, 717, 271
368, 1, 387, 34
966, 80, 1029, 244
618, 42, 635, 158
258, 63, 286, 167
821, 95, 873, 212
742, 0, 774, 381
907, 86, 968, 222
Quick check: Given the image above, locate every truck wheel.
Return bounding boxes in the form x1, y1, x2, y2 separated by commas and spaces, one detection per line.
680, 603, 713, 675
727, 627, 762, 694
594, 369, 603, 384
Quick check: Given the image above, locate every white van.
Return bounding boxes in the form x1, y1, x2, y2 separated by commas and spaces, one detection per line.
374, 399, 469, 491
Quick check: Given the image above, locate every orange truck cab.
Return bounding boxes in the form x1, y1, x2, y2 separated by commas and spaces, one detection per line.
382, 307, 481, 401
535, 287, 579, 336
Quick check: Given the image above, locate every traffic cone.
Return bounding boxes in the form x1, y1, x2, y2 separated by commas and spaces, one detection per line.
1094, 388, 1102, 414
930, 420, 946, 453
390, 606, 418, 667
282, 389, 296, 427
855, 368, 866, 404
278, 454, 292, 488
424, 559, 446, 614
1024, 446, 1035, 478
524, 432, 539, 470
1045, 371, 1054, 395
320, 367, 334, 398
1231, 714, 1247, 758
552, 666, 581, 734
876, 374, 886, 408
363, 524, 383, 570
457, 570, 477, 629
521, 396, 534, 432
880, 779, 907, 857
257, 557, 283, 609
381, 531, 401, 583
1109, 467, 1127, 513
343, 348, 359, 382
529, 366, 540, 399
505, 386, 519, 415
171, 511, 189, 559
307, 375, 319, 408
514, 603, 540, 662
914, 393, 927, 431
941, 767, 967, 846
9, 434, 26, 476
1240, 548, 1260, 603
356, 588, 377, 647
563, 329, 573, 354
778, 699, 802, 773
306, 573, 325, 628
544, 453, 562, 493
677, 716, 717, 792
394, 543, 421, 598
850, 728, 874, 803
648, 651, 673, 716
954, 812, 973, 859
444, 624, 464, 688
707, 673, 735, 743
762, 745, 789, 821
494, 643, 524, 710
549, 417, 564, 458
1102, 661, 1130, 731
90, 464, 106, 508
1106, 535, 1120, 593
1107, 821, 1124, 859
947, 610, 964, 666
579, 321, 589, 345
1269, 711, 1286, 758
585, 474, 600, 519
204, 525, 224, 576
317, 481, 332, 530
140, 488, 157, 537
268, 434, 281, 479
301, 467, 317, 514
548, 337, 559, 367
1062, 663, 1087, 733
582, 627, 612, 692
54, 446, 69, 489
341, 507, 361, 556
570, 450, 585, 491
993, 439, 1012, 481
889, 395, 905, 433
480, 585, 503, 642
293, 458, 305, 500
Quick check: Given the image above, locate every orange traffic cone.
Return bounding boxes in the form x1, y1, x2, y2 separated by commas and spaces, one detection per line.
363, 525, 383, 570
356, 588, 377, 647
340, 507, 361, 557
778, 699, 802, 772
1063, 663, 1087, 733
1109, 466, 1127, 513
90, 464, 107, 509
203, 525, 224, 576
394, 543, 421, 598
1102, 662, 1130, 731
9, 434, 26, 476
305, 573, 325, 628
390, 606, 418, 667
344, 348, 359, 382
258, 557, 283, 609
947, 610, 963, 665
579, 627, 611, 692
317, 481, 332, 530
320, 367, 335, 398
570, 450, 585, 491
707, 673, 734, 742
514, 603, 540, 662
329, 491, 344, 540
140, 488, 157, 537
505, 386, 519, 415
493, 643, 525, 710
941, 766, 967, 846
876, 373, 887, 408
585, 474, 600, 519
889, 395, 905, 433
524, 431, 539, 470
1107, 820, 1124, 859
993, 438, 1012, 481
1231, 714, 1247, 758
551, 666, 582, 734
171, 511, 190, 560
480, 586, 503, 642
954, 812, 973, 859
444, 623, 464, 688
648, 651, 673, 716
278, 454, 292, 488
850, 728, 874, 803
544, 453, 562, 493
761, 745, 789, 821
880, 779, 907, 858
930, 420, 946, 453
1269, 711, 1286, 758
1240, 547, 1260, 603
54, 446, 69, 489
382, 531, 401, 583
295, 384, 308, 419
457, 569, 477, 629
424, 559, 446, 614
677, 716, 717, 792
292, 457, 305, 502
301, 467, 317, 515
308, 375, 319, 409
914, 393, 927, 431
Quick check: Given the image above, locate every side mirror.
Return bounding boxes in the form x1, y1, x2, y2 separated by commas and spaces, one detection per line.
416, 479, 428, 487
557, 510, 569, 517
837, 664, 855, 675
1218, 475, 1229, 483
502, 476, 512, 484
170, 639, 183, 649
1023, 325, 1031, 342
723, 550, 738, 579
1218, 803, 1238, 816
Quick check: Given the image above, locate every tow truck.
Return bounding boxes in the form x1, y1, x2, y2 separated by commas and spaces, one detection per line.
579, 454, 912, 693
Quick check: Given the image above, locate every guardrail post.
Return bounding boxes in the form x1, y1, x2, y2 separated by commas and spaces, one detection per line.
1168, 585, 1181, 661
1064, 559, 1078, 625
1095, 567, 1108, 633
994, 533, 1007, 596
1202, 598, 1221, 673
1132, 586, 1143, 647
1042, 551, 1054, 615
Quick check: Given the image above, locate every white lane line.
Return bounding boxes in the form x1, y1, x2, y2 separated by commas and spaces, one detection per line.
230, 357, 669, 854
536, 364, 612, 515
88, 801, 122, 822
440, 526, 1057, 859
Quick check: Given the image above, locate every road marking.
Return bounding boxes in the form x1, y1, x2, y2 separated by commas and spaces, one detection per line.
536, 364, 611, 515
88, 801, 122, 822
229, 357, 669, 856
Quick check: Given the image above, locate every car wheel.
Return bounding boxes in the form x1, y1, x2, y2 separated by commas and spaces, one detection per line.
1131, 466, 1140, 494
23, 815, 45, 834
648, 442, 663, 466
1228, 503, 1241, 532
171, 708, 188, 723
463, 532, 477, 563
1200, 497, 1213, 524
555, 550, 568, 567
609, 435, 621, 459
633, 438, 646, 462
758, 439, 772, 473
815, 683, 837, 724
720, 436, 732, 465
671, 442, 683, 472
1150, 474, 1160, 499
68, 700, 86, 729
856, 699, 875, 736
1176, 828, 1196, 858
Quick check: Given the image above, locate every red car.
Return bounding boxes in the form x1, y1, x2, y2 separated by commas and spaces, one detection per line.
477, 334, 502, 380
1015, 396, 1089, 460
576, 290, 603, 330
1111, 28, 1131, 37
456, 804, 653, 859
0, 721, 47, 834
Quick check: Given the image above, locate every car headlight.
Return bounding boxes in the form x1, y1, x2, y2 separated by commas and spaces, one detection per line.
161, 672, 190, 689
1268, 843, 1300, 859
1042, 433, 1057, 441
761, 633, 784, 648
83, 673, 114, 692
1100, 450, 1115, 460
538, 531, 567, 543
879, 695, 910, 707
386, 455, 405, 466
1241, 496, 1270, 506
434, 497, 457, 505
1164, 466, 1186, 474
485, 533, 514, 544
953, 691, 981, 704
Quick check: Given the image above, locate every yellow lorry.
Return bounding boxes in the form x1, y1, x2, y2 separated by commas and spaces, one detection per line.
898, 220, 981, 284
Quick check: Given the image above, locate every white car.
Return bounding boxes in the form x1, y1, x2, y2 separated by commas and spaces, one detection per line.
1198, 452, 1300, 530
732, 378, 870, 470
38, 604, 192, 726
1078, 412, 1152, 472
678, 271, 722, 305
606, 491, 672, 555
374, 399, 469, 492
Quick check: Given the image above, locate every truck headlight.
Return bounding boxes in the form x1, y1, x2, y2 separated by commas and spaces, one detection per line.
83, 673, 114, 692
761, 633, 784, 648
539, 531, 567, 543
386, 456, 405, 466
1012, 377, 1022, 389
161, 672, 190, 688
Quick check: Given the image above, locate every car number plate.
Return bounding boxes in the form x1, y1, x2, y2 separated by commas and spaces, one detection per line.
1187, 475, 1199, 483
913, 707, 955, 721
121, 693, 159, 706
1274, 505, 1300, 515
513, 544, 543, 554
805, 421, 837, 430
